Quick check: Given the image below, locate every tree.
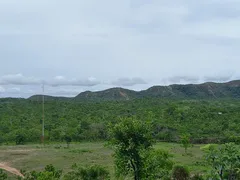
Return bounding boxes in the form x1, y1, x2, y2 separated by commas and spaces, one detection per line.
180, 134, 191, 154
109, 117, 154, 180
64, 135, 72, 148
109, 117, 172, 180
203, 143, 240, 179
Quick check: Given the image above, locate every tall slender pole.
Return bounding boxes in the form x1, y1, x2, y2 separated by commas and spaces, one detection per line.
41, 84, 45, 144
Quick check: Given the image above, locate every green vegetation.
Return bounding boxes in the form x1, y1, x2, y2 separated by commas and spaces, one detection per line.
21, 164, 62, 180
0, 169, 7, 180
172, 165, 190, 180
0, 98, 240, 144
180, 134, 192, 154
0, 81, 240, 179
64, 164, 110, 180
1, 142, 240, 179
109, 117, 173, 179
203, 143, 240, 179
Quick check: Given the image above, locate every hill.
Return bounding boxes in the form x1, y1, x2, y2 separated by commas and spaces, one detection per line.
75, 87, 137, 101
27, 80, 240, 101
75, 80, 240, 100
141, 80, 240, 99
28, 95, 72, 101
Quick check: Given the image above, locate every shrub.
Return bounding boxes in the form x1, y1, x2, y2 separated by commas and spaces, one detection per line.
16, 133, 26, 145
64, 164, 110, 180
143, 149, 173, 179
0, 135, 4, 145
44, 164, 62, 179
20, 164, 62, 180
172, 165, 190, 180
0, 169, 7, 180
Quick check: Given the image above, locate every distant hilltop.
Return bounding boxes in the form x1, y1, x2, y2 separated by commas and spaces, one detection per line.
27, 80, 240, 101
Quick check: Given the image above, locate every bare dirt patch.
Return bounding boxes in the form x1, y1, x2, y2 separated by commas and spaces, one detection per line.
0, 148, 38, 177
0, 162, 24, 177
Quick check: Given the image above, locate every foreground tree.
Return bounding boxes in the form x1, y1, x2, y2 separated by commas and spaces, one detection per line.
109, 117, 173, 180
203, 143, 240, 179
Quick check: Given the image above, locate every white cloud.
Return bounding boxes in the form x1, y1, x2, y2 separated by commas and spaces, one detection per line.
47, 76, 101, 87
203, 75, 234, 82
181, 18, 240, 39
44, 86, 84, 97
0, 86, 5, 93
8, 87, 21, 93
0, 74, 102, 87
0, 74, 150, 88
163, 76, 200, 85
0, 74, 41, 85
112, 77, 147, 86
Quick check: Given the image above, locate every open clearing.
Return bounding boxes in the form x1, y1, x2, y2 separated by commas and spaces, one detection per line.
0, 142, 208, 179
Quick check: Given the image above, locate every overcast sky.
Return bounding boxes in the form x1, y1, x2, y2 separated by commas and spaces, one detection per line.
0, 0, 240, 97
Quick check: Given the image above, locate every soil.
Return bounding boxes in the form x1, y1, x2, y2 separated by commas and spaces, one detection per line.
0, 162, 24, 177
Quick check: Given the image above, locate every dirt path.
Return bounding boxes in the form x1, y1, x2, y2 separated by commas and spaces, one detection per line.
0, 162, 24, 178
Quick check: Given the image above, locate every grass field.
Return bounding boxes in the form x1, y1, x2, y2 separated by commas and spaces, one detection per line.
0, 142, 208, 179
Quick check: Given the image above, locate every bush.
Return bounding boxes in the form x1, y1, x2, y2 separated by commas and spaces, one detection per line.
15, 130, 27, 145
64, 164, 110, 180
21, 164, 62, 180
44, 164, 62, 179
16, 134, 26, 145
0, 169, 7, 180
143, 149, 173, 179
172, 165, 190, 180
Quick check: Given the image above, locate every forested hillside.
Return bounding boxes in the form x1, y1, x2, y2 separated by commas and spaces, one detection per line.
28, 80, 240, 101
0, 97, 240, 144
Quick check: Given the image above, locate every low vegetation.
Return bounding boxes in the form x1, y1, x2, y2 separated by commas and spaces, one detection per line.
1, 141, 240, 179
1, 95, 240, 179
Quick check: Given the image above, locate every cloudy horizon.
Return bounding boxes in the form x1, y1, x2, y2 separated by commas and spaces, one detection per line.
1, 0, 240, 97
0, 73, 238, 98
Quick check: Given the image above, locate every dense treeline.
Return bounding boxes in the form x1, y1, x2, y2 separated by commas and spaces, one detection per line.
0, 98, 240, 144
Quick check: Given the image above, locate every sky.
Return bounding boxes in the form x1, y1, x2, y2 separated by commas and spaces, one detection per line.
0, 0, 240, 97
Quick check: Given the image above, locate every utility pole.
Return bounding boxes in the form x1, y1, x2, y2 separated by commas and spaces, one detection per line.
41, 84, 45, 145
